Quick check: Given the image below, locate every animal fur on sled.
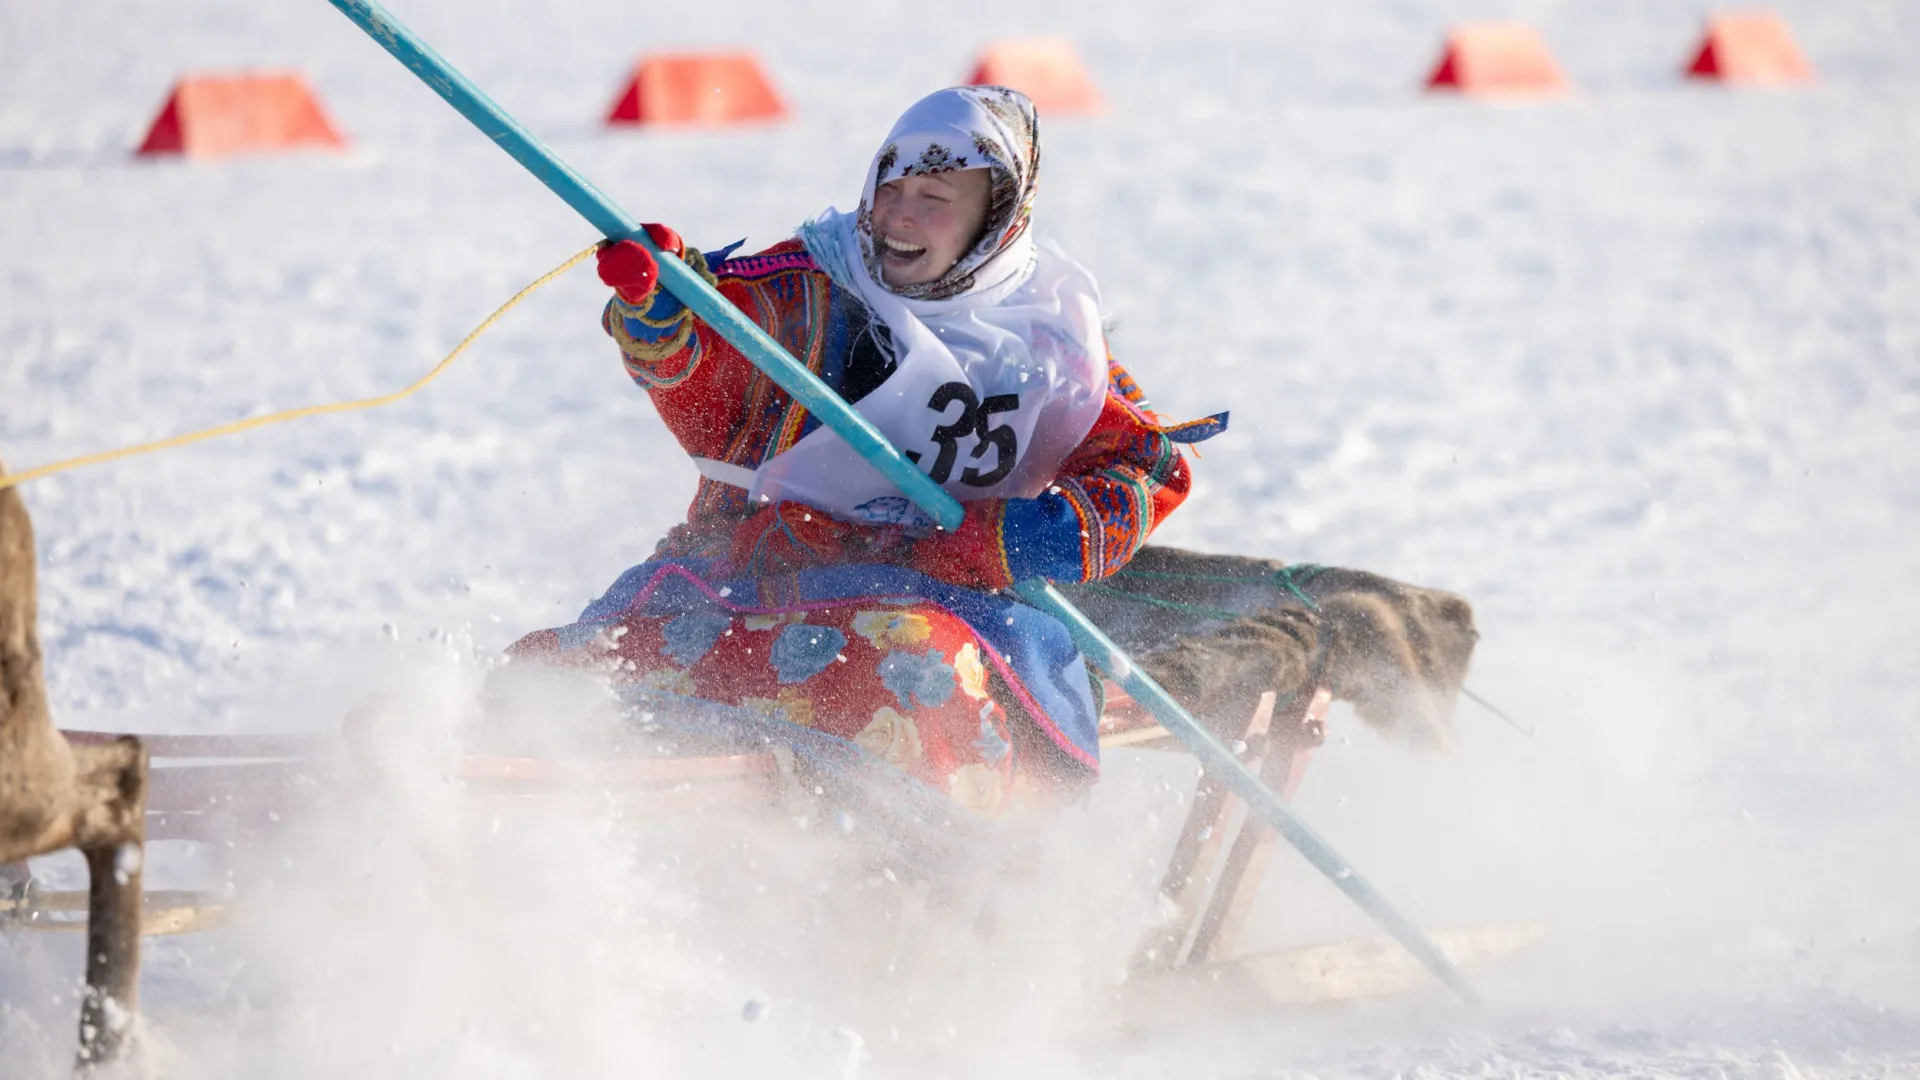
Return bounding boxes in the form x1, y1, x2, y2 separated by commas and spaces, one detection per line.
0, 458, 148, 1065
1064, 545, 1478, 751
0, 469, 146, 864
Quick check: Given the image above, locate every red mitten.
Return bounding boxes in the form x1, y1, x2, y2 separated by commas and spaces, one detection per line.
596, 240, 657, 304
595, 224, 685, 304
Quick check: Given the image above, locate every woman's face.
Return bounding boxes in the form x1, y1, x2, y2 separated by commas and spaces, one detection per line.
869, 167, 992, 289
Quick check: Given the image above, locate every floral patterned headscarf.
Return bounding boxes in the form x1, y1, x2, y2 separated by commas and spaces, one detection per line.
854, 86, 1041, 301
779, 88, 1108, 523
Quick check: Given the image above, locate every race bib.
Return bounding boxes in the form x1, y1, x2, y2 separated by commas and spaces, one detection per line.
691, 234, 1111, 529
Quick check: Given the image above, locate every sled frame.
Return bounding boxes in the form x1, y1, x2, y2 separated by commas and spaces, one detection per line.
1115, 686, 1333, 973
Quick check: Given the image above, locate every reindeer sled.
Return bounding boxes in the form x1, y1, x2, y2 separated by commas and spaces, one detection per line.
9, 542, 1530, 1012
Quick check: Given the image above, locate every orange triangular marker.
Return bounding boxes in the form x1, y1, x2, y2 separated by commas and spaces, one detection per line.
967, 39, 1104, 114
135, 74, 346, 157
605, 54, 788, 127
1424, 23, 1570, 97
1685, 13, 1814, 84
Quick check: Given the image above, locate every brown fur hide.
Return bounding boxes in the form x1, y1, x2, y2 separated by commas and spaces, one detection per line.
0, 460, 147, 1066
0, 472, 145, 863
1064, 545, 1479, 751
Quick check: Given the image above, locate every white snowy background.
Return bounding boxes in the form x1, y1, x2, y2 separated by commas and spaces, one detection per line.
2, 0, 1917, 1076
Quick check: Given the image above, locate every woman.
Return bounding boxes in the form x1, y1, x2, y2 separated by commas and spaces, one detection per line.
509, 86, 1224, 815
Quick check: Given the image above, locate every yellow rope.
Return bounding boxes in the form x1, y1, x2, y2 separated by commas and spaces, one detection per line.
0, 243, 600, 492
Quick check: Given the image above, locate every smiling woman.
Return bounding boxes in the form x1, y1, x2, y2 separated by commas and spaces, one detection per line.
869, 169, 992, 288
512, 86, 1228, 816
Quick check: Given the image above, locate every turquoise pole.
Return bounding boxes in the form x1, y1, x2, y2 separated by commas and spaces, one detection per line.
321, 0, 1476, 1004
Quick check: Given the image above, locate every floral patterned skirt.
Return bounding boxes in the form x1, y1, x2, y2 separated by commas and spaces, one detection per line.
506, 563, 1099, 817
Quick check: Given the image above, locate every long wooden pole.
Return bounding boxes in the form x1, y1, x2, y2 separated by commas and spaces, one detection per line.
320, 0, 1476, 1004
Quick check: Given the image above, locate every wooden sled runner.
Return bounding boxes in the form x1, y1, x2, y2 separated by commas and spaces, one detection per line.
1107, 683, 1541, 1006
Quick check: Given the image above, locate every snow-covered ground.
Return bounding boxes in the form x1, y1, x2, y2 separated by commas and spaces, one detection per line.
3, 0, 1918, 1075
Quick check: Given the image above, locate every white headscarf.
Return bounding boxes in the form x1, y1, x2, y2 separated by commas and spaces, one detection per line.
705, 87, 1110, 529
850, 83, 1042, 301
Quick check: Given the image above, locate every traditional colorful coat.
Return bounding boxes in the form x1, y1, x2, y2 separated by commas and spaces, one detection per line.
508, 238, 1223, 814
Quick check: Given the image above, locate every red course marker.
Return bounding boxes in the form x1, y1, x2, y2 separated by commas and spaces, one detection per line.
606, 54, 789, 127
137, 73, 346, 157
967, 38, 1104, 115
1425, 23, 1571, 97
1685, 12, 1814, 85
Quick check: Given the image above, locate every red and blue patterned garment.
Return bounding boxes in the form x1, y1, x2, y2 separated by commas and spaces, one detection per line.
508, 238, 1224, 814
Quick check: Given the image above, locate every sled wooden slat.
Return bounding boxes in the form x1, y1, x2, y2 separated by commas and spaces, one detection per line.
140, 761, 316, 843
145, 761, 312, 814
2, 890, 229, 936
61, 729, 331, 759
454, 752, 779, 791
145, 811, 242, 843
3, 888, 209, 915
1098, 724, 1172, 749
1134, 691, 1277, 970
1097, 683, 1158, 737
1190, 687, 1332, 964
1119, 922, 1546, 1016
1231, 923, 1546, 1005
1131, 686, 1332, 975
52, 730, 788, 844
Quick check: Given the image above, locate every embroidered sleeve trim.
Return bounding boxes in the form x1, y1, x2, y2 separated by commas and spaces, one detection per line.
990, 501, 1015, 588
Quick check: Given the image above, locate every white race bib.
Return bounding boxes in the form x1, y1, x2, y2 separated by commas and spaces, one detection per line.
713, 222, 1110, 529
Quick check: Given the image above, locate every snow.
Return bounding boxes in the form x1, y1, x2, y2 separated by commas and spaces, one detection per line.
4, 0, 1919, 1075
